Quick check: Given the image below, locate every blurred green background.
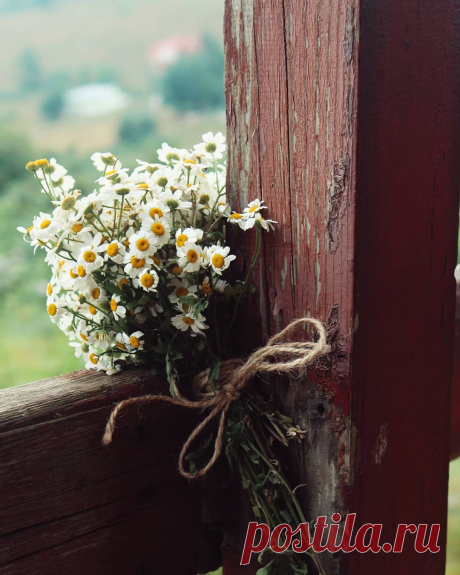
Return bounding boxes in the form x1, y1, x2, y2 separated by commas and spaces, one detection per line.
0, 0, 457, 572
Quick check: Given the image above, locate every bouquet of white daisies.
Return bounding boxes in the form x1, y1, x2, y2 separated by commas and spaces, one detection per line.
21, 134, 331, 575
19, 133, 275, 383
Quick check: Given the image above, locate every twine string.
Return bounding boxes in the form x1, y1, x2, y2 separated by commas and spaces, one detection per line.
102, 317, 330, 480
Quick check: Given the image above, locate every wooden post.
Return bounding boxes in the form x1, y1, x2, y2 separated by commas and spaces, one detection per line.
0, 369, 200, 575
224, 0, 460, 573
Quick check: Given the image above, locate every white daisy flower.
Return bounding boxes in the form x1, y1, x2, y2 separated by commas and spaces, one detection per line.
171, 306, 208, 336
227, 211, 246, 229
141, 214, 171, 248
157, 143, 187, 165
29, 212, 60, 243
91, 152, 120, 172
123, 331, 145, 351
77, 233, 105, 273
243, 198, 267, 217
138, 201, 170, 222
242, 212, 277, 231
175, 227, 202, 248
177, 241, 204, 273
159, 188, 192, 211
194, 132, 226, 159
101, 240, 126, 264
207, 245, 236, 275
123, 253, 154, 278
109, 295, 126, 320
168, 278, 197, 304
133, 268, 159, 292
214, 278, 228, 293
46, 297, 67, 323
128, 230, 158, 259
133, 159, 162, 175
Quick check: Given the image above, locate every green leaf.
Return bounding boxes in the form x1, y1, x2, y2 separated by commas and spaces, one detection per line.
104, 281, 123, 296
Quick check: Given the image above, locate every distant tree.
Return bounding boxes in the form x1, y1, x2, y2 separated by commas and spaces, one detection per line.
41, 91, 65, 121
18, 50, 42, 93
161, 35, 225, 112
118, 114, 157, 144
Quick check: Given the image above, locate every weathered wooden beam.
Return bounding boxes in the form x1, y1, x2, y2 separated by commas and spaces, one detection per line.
451, 272, 460, 461
0, 368, 199, 575
224, 0, 460, 573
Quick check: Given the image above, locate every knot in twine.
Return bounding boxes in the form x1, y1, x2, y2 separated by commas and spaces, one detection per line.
102, 317, 330, 480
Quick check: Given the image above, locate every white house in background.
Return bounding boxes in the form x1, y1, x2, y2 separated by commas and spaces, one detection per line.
64, 84, 130, 118
148, 34, 202, 68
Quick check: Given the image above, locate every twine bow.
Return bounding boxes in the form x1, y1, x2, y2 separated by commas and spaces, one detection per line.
102, 317, 330, 480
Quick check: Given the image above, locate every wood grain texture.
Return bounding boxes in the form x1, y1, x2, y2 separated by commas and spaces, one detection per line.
225, 1, 358, 572
224, 0, 460, 573
452, 275, 460, 460
0, 368, 200, 575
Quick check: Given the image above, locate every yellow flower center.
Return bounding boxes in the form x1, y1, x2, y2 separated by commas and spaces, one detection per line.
183, 317, 194, 325
89, 353, 99, 365
212, 254, 225, 269
83, 250, 96, 262
118, 278, 129, 289
230, 213, 242, 220
141, 273, 154, 288
149, 207, 163, 218
110, 299, 118, 311
36, 158, 49, 167
131, 256, 145, 269
107, 243, 119, 257
176, 287, 188, 298
47, 283, 53, 296
187, 249, 198, 263
77, 265, 86, 277
201, 283, 211, 295
151, 223, 165, 236
80, 332, 88, 342
249, 205, 258, 213
170, 265, 183, 276
91, 287, 101, 299
176, 233, 188, 247
130, 336, 141, 348
70, 269, 78, 279
136, 238, 150, 251
47, 303, 57, 316
72, 223, 84, 233
138, 183, 149, 189
116, 341, 127, 350
105, 169, 117, 176
40, 219, 51, 229
88, 305, 97, 315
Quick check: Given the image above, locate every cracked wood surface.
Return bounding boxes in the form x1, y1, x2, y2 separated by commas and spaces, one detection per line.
0, 368, 199, 575
224, 0, 460, 573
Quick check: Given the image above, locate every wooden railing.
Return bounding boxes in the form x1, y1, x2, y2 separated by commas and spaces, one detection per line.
0, 369, 200, 575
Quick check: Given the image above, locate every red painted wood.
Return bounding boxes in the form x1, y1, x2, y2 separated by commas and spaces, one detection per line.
224, 0, 460, 572
451, 277, 460, 460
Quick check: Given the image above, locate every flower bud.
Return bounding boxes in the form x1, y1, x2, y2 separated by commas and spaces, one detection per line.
205, 142, 217, 153
61, 196, 76, 210
156, 177, 168, 188
25, 161, 39, 173
165, 152, 179, 163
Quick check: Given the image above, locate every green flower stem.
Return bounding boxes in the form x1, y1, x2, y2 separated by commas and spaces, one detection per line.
94, 212, 113, 239
117, 196, 125, 240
